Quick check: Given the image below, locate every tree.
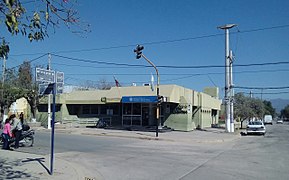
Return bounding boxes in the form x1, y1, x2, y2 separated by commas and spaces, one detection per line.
0, 39, 10, 108
234, 92, 265, 128
0, 39, 9, 58
1, 0, 89, 41
18, 61, 38, 119
1, 68, 24, 112
263, 100, 276, 117
0, 61, 38, 120
281, 104, 289, 119
97, 78, 113, 90
18, 61, 32, 89
234, 93, 252, 128
0, 1, 89, 118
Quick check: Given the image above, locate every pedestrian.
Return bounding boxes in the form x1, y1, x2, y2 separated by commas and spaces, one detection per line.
1, 118, 13, 150
19, 112, 24, 125
10, 114, 22, 149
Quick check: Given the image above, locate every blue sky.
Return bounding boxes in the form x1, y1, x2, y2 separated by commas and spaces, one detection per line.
2, 0, 289, 100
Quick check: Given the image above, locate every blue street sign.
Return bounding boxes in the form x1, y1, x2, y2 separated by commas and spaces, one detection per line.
39, 83, 64, 95
56, 82, 64, 94
36, 68, 55, 83
56, 72, 64, 83
122, 96, 158, 103
39, 83, 54, 95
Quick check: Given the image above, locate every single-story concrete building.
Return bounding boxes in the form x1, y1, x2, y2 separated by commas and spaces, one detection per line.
36, 84, 221, 131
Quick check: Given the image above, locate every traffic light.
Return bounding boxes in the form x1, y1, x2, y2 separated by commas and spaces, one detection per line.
158, 95, 164, 103
134, 45, 144, 59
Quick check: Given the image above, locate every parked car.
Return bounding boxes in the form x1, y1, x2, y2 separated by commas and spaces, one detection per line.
246, 121, 266, 135
263, 115, 273, 125
276, 119, 283, 124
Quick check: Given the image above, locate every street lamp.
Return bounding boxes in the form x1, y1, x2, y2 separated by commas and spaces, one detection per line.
134, 45, 161, 137
218, 24, 237, 133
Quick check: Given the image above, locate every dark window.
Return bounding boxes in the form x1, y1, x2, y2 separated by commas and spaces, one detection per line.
123, 104, 132, 115
100, 105, 108, 115
38, 104, 61, 112
91, 105, 98, 114
82, 105, 90, 114
67, 104, 80, 115
133, 103, 141, 115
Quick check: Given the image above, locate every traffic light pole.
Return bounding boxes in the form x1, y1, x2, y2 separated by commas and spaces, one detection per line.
140, 54, 160, 137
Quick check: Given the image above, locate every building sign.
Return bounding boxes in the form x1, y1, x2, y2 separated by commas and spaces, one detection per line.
122, 96, 158, 103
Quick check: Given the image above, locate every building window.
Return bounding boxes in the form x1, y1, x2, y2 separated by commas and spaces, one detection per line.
123, 104, 132, 115
91, 105, 98, 114
67, 104, 80, 115
82, 105, 90, 114
132, 103, 141, 115
38, 104, 61, 112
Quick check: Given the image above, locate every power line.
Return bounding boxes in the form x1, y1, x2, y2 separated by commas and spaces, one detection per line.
63, 68, 289, 80
9, 53, 48, 69
52, 62, 144, 69
238, 91, 289, 95
9, 24, 289, 57
235, 86, 289, 90
51, 54, 150, 67
51, 53, 289, 69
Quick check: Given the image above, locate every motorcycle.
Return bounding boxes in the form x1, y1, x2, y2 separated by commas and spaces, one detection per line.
1, 130, 35, 148
10, 129, 35, 147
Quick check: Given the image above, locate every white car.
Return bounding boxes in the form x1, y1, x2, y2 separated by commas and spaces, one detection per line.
277, 119, 283, 124
246, 121, 266, 135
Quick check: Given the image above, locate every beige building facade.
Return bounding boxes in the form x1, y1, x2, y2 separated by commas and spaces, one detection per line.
37, 85, 221, 131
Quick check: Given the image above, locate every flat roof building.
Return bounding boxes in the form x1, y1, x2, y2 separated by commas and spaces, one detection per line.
37, 84, 221, 131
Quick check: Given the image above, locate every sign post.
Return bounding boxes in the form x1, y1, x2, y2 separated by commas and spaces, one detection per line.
36, 68, 64, 175
50, 82, 56, 175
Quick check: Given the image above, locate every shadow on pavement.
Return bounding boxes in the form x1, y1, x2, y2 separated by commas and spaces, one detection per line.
0, 158, 34, 179
22, 157, 50, 174
86, 125, 173, 133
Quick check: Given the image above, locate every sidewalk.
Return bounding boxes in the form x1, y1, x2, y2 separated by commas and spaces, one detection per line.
0, 126, 241, 180
0, 149, 99, 180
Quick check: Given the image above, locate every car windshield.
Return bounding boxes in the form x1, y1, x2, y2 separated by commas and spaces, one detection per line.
249, 121, 263, 125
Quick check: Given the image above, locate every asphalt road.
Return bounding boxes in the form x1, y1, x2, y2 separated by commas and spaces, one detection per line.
17, 122, 289, 180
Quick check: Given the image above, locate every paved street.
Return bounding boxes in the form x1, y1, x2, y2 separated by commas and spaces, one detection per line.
1, 122, 289, 180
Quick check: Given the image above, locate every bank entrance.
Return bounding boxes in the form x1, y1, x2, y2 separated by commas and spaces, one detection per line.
122, 96, 158, 127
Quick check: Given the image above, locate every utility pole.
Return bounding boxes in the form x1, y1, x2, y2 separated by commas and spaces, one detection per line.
1, 54, 6, 121
218, 24, 237, 133
48, 53, 52, 129
229, 50, 234, 133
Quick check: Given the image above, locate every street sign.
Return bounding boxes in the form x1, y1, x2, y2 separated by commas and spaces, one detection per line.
56, 82, 64, 94
39, 83, 64, 95
39, 83, 54, 95
36, 68, 55, 83
56, 72, 64, 83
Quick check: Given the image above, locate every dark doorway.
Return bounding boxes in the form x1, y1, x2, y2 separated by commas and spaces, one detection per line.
142, 106, 149, 126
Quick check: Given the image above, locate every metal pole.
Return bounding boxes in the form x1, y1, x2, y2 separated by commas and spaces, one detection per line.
141, 54, 160, 137
48, 54, 51, 129
50, 82, 56, 175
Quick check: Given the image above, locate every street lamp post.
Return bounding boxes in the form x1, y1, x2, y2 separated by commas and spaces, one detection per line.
218, 24, 237, 133
134, 45, 161, 137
